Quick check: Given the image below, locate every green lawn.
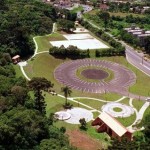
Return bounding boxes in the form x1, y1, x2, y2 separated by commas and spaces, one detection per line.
87, 10, 145, 18
45, 93, 92, 117
120, 98, 130, 105
109, 12, 145, 18
116, 113, 136, 127
100, 93, 122, 101
132, 99, 145, 111
35, 33, 66, 53
70, 6, 83, 13
113, 107, 122, 112
74, 98, 106, 110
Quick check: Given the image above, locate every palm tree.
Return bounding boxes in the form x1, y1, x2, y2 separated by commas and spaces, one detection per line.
61, 86, 72, 105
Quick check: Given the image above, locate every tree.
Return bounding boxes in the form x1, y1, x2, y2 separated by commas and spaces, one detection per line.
99, 12, 110, 30
57, 19, 75, 32
108, 138, 139, 150
28, 77, 53, 114
0, 107, 50, 149
61, 86, 72, 106
11, 85, 28, 106
79, 118, 87, 130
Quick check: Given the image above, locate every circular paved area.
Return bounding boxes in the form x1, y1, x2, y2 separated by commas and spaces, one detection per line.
55, 111, 71, 120
81, 69, 109, 80
64, 107, 93, 124
101, 102, 135, 118
54, 59, 136, 94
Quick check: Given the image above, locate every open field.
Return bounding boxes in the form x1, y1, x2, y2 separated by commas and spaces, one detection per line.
87, 9, 145, 18
34, 33, 66, 52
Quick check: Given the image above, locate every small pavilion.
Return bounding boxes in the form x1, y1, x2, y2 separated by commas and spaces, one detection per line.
12, 55, 20, 64
92, 112, 132, 141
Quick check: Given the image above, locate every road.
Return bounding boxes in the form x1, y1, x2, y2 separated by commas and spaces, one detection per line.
82, 18, 150, 77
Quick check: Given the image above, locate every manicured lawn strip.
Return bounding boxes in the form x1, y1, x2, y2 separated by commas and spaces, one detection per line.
74, 98, 105, 110
109, 12, 145, 18
76, 66, 114, 83
86, 10, 145, 18
100, 93, 122, 101
132, 99, 145, 111
116, 113, 136, 127
35, 36, 51, 52
120, 98, 130, 105
35, 33, 66, 53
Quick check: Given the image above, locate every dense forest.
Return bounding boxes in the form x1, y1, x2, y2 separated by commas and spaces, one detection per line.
0, 0, 56, 57
0, 0, 76, 149
0, 0, 76, 58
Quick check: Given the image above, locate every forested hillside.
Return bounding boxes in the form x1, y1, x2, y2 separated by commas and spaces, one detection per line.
0, 0, 76, 149
0, 0, 56, 57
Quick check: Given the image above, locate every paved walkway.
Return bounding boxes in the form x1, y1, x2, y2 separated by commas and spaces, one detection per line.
127, 98, 149, 132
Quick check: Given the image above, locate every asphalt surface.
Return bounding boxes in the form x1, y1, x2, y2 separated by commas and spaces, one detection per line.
54, 59, 136, 94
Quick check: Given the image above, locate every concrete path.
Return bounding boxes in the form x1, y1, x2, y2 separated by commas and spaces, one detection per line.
127, 98, 149, 132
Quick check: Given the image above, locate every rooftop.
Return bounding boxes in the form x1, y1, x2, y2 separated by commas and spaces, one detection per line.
98, 112, 129, 137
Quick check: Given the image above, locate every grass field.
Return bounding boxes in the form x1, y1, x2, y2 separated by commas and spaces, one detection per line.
35, 33, 66, 53
116, 113, 136, 127
70, 6, 83, 13
74, 98, 105, 110
87, 9, 145, 18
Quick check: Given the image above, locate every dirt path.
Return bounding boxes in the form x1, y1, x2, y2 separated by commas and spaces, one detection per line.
66, 129, 103, 150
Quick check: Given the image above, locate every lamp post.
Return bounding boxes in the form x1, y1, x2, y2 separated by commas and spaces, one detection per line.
142, 56, 144, 65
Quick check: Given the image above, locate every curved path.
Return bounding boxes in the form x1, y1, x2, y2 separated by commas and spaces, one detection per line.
54, 59, 136, 94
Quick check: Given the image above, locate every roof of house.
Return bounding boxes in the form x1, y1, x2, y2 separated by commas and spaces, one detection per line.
98, 112, 129, 137
12, 55, 20, 60
100, 4, 109, 9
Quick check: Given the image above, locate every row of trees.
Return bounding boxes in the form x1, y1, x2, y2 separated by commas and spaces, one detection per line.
95, 47, 125, 57
49, 45, 90, 59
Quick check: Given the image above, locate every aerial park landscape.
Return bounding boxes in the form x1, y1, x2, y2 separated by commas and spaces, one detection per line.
1, 0, 150, 149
